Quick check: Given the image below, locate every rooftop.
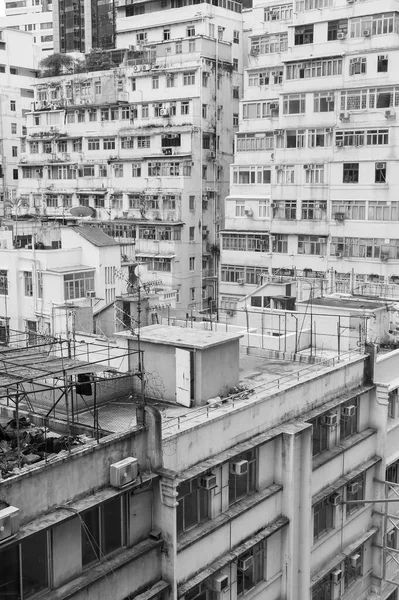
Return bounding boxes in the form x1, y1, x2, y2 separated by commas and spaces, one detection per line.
117, 324, 244, 350
301, 297, 388, 311
69, 226, 119, 247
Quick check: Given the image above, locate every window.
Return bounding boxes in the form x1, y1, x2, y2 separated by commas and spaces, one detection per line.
183, 72, 195, 85
388, 390, 397, 419
350, 57, 367, 75
298, 235, 325, 255
233, 58, 239, 71
132, 163, 141, 177
377, 54, 389, 74
314, 92, 335, 112
0, 530, 49, 599
233, 86, 239, 99
189, 227, 195, 241
229, 449, 256, 505
163, 27, 170, 40
343, 163, 359, 183
181, 101, 190, 115
340, 397, 358, 440
88, 138, 100, 151
283, 94, 306, 114
276, 165, 295, 184
202, 103, 207, 119
24, 271, 33, 296
344, 546, 363, 589
189, 195, 195, 211
375, 162, 387, 183
189, 257, 195, 271
312, 574, 332, 600
233, 113, 239, 126
190, 287, 195, 302
189, 40, 196, 52
13, 169, 18, 180
286, 57, 342, 80
237, 541, 265, 596
233, 30, 240, 43
313, 498, 334, 541
103, 138, 116, 150
81, 496, 123, 566
142, 104, 149, 118
64, 271, 95, 300
186, 25, 195, 37
305, 164, 324, 184
137, 136, 150, 148
114, 164, 124, 178
11, 123, 17, 134
152, 75, 159, 89
295, 24, 314, 45
12, 146, 18, 157
167, 73, 175, 88
10, 100, 16, 111
176, 41, 182, 54
327, 19, 348, 41
346, 475, 364, 517
309, 415, 328, 456
0, 270, 8, 295
349, 13, 398, 39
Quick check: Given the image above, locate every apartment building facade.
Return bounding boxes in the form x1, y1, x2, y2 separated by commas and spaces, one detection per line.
2, 0, 53, 53
220, 0, 399, 308
0, 27, 40, 217
18, 2, 243, 310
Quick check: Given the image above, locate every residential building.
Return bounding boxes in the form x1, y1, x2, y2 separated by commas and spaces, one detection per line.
220, 0, 399, 309
52, 0, 117, 53
0, 225, 124, 338
3, 320, 399, 599
0, 27, 40, 217
17, 2, 243, 310
2, 0, 53, 53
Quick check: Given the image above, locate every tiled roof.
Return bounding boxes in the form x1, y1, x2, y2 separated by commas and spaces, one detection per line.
70, 226, 118, 247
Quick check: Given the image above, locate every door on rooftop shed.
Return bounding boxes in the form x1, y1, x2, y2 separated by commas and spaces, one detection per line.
176, 347, 191, 407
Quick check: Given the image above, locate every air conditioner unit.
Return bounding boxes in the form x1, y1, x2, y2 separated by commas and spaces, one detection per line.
160, 108, 170, 117
334, 212, 345, 221
132, 64, 141, 73
270, 102, 279, 110
207, 151, 216, 160
326, 96, 334, 103
199, 474, 217, 490
86, 290, 96, 298
350, 553, 361, 568
363, 29, 371, 36
303, 164, 311, 170
385, 109, 396, 119
319, 201, 327, 209
336, 140, 344, 147
376, 162, 386, 169
347, 481, 359, 495
274, 129, 283, 136
238, 556, 253, 571
337, 32, 346, 40
237, 278, 244, 285
110, 457, 139, 488
329, 492, 342, 506
162, 147, 173, 155
324, 413, 338, 427
331, 569, 343, 584
208, 574, 229, 593
336, 252, 343, 258
230, 459, 248, 475
342, 405, 356, 417
339, 111, 350, 121
244, 208, 253, 217
142, 64, 151, 71
325, 128, 333, 133
381, 254, 389, 261
0, 506, 20, 543
129, 45, 136, 51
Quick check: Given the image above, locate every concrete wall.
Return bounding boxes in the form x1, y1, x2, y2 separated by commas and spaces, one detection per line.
199, 340, 240, 401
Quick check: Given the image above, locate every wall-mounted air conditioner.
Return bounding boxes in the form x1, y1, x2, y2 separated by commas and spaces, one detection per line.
110, 457, 139, 488
0, 506, 20, 543
230, 460, 248, 475
199, 474, 217, 490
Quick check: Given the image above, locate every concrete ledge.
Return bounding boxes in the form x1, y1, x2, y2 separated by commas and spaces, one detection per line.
312, 428, 377, 471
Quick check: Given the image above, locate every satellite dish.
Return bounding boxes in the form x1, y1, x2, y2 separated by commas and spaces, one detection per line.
70, 206, 94, 217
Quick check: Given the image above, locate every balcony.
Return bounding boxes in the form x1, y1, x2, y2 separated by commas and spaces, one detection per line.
135, 238, 177, 256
